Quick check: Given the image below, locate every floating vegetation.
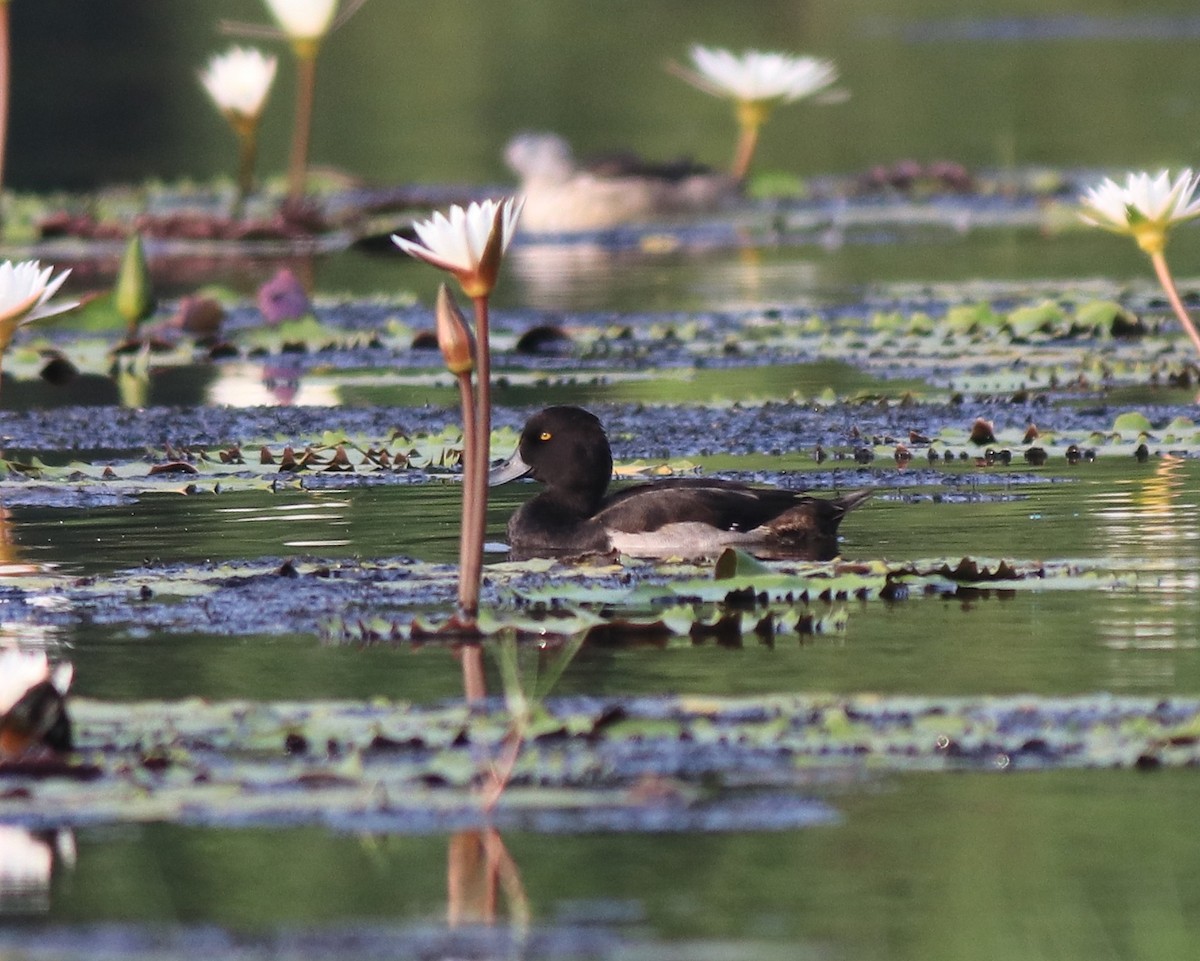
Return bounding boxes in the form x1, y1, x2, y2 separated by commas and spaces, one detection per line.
3, 691, 1198, 833
0, 545, 1157, 643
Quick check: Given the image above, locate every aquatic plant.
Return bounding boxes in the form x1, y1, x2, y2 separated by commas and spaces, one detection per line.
670, 45, 839, 181
393, 198, 523, 627
1079, 169, 1200, 357
113, 233, 155, 339
256, 267, 311, 324
0, 260, 74, 384
264, 0, 336, 209
199, 46, 278, 215
221, 1, 366, 208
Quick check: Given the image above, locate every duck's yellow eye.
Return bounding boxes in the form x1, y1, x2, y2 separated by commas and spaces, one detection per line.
539, 431, 552, 441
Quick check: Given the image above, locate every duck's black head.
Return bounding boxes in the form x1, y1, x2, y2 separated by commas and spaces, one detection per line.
490, 406, 613, 515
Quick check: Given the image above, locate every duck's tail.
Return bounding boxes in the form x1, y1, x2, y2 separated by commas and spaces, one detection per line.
766, 489, 872, 540
832, 488, 874, 518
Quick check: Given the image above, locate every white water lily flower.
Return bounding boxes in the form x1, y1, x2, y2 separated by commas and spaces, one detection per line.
1081, 169, 1200, 356
0, 649, 71, 714
1079, 169, 1200, 253
0, 260, 75, 351
393, 198, 524, 298
200, 47, 277, 120
683, 46, 838, 105
262, 0, 339, 41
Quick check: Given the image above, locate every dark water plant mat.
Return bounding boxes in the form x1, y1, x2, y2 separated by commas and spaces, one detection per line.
1, 692, 1193, 833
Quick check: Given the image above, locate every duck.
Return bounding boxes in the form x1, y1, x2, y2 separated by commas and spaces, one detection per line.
504, 132, 739, 234
0, 649, 72, 758
488, 406, 870, 559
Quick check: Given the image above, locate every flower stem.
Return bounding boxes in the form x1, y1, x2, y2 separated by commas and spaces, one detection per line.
731, 100, 770, 182
456, 294, 492, 622
450, 366, 487, 702
731, 119, 761, 183
1149, 250, 1200, 357
458, 644, 486, 704
455, 367, 482, 620
234, 124, 259, 220
286, 48, 318, 209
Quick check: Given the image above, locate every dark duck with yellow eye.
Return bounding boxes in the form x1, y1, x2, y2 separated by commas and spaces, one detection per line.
489, 406, 870, 559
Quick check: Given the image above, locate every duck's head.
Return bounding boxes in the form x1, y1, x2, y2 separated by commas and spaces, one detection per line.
504, 132, 577, 185
489, 406, 613, 513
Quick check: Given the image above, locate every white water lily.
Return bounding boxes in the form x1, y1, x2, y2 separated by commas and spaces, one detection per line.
682, 46, 838, 106
393, 198, 524, 299
672, 46, 839, 181
262, 0, 339, 41
0, 260, 74, 353
392, 197, 523, 626
1080, 169, 1200, 357
0, 649, 71, 714
1079, 169, 1200, 254
200, 47, 277, 120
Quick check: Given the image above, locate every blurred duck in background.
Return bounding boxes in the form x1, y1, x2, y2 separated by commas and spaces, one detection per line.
505, 131, 738, 233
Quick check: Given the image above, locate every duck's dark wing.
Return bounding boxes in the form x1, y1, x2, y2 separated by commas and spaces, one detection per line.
596, 479, 808, 535
583, 150, 714, 183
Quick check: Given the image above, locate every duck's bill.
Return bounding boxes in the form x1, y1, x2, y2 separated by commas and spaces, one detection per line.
487, 449, 533, 487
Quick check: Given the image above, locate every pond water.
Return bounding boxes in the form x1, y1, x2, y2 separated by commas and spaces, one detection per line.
6, 2, 1200, 959
0, 770, 1194, 961
4, 454, 1196, 708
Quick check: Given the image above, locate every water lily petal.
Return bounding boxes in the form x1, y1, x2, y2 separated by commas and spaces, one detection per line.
200, 46, 277, 118
1080, 169, 1200, 233
262, 0, 338, 40
686, 45, 838, 104
392, 198, 523, 296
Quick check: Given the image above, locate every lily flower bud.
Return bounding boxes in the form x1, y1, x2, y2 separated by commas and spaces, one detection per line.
114, 233, 155, 332
436, 283, 475, 375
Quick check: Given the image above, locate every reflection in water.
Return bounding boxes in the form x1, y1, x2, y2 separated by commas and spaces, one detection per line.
216, 499, 353, 551
206, 362, 340, 407
0, 506, 69, 650
446, 828, 529, 932
1092, 458, 1199, 684
509, 233, 826, 313
441, 634, 587, 938
0, 826, 75, 915
114, 350, 159, 409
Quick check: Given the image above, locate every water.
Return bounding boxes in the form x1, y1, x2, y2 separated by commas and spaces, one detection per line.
8, 771, 1200, 959
5, 459, 1199, 705
7, 1, 1200, 956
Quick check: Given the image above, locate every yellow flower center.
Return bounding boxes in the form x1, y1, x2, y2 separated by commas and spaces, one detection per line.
290, 37, 322, 61
1132, 222, 1168, 256
736, 99, 773, 131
